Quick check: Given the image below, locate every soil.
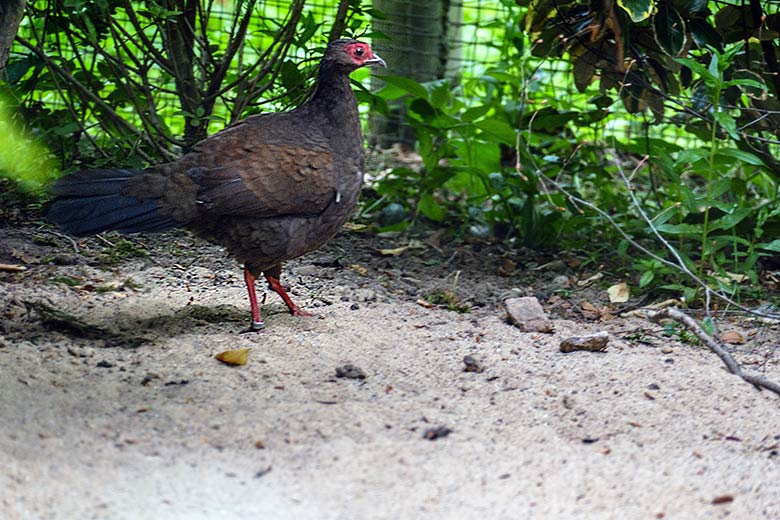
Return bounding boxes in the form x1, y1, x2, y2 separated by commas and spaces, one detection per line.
1, 214, 780, 519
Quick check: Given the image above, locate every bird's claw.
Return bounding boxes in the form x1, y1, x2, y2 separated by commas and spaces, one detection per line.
240, 321, 266, 334
290, 307, 314, 317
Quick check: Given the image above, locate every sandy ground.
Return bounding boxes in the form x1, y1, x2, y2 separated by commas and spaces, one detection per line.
1, 224, 779, 519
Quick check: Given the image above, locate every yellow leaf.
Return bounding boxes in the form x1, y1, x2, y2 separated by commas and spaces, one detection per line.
616, 0, 654, 23
607, 282, 630, 303
416, 299, 434, 309
720, 330, 746, 345
349, 264, 368, 275
712, 271, 748, 285
577, 272, 604, 287
342, 222, 370, 232
215, 348, 250, 366
377, 245, 410, 256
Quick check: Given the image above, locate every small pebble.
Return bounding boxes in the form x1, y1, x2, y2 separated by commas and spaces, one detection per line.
335, 364, 366, 380
463, 355, 485, 373
423, 426, 452, 440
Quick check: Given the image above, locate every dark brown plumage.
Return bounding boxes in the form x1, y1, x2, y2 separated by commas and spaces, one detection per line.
47, 39, 386, 331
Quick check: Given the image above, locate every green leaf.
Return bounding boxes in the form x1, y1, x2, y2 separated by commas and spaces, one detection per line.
653, 4, 686, 56
617, 0, 654, 22
675, 148, 710, 165
639, 270, 655, 288
375, 75, 429, 100
725, 69, 768, 98
429, 82, 450, 109
671, 0, 708, 17
656, 223, 703, 235
708, 52, 720, 78
758, 240, 780, 252
688, 18, 724, 52
418, 192, 446, 221
701, 316, 715, 336
408, 98, 436, 121
475, 119, 517, 146
713, 111, 739, 140
715, 148, 764, 166
461, 105, 490, 122
572, 51, 597, 92
709, 207, 753, 231
675, 57, 717, 84
4, 57, 35, 84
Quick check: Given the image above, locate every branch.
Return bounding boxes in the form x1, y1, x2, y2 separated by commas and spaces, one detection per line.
611, 154, 779, 320
118, 0, 174, 75
527, 145, 780, 322
329, 0, 351, 41
14, 35, 176, 161
645, 307, 780, 396
202, 0, 257, 113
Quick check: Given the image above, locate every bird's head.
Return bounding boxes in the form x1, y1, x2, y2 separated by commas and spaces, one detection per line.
325, 39, 387, 72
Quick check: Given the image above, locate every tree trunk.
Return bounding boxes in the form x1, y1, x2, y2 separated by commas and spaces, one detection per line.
161, 0, 203, 151
370, 0, 462, 147
0, 0, 26, 75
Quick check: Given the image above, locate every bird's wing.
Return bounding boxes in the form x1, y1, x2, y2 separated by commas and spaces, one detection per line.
139, 116, 338, 220
187, 142, 336, 218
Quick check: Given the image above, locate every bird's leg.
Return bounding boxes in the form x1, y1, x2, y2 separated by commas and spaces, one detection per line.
264, 272, 313, 317
241, 268, 265, 332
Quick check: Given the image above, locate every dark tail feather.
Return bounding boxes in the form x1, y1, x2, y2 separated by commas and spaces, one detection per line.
46, 169, 181, 236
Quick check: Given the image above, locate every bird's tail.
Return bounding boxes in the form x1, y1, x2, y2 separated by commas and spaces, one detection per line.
46, 168, 181, 237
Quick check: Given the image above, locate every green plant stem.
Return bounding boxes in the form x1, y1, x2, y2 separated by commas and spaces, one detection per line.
700, 88, 721, 277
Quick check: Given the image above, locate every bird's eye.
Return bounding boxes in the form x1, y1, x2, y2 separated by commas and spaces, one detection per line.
355, 47, 364, 57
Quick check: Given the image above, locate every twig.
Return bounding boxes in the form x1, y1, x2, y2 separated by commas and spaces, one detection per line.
37, 228, 80, 253
645, 307, 780, 397
611, 154, 779, 321
528, 150, 779, 321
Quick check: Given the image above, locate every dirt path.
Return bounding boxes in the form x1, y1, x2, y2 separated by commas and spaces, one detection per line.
1, 224, 779, 519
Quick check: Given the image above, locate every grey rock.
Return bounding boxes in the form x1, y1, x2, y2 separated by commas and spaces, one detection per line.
504, 297, 554, 333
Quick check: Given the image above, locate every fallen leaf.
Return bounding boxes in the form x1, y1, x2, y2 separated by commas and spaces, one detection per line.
581, 300, 600, 314
377, 245, 410, 256
342, 222, 370, 232
645, 298, 681, 309
720, 330, 746, 344
712, 271, 748, 284
11, 249, 38, 264
423, 228, 446, 250
416, 299, 434, 309
349, 264, 368, 275
577, 272, 604, 287
497, 258, 516, 277
607, 282, 630, 303
215, 348, 250, 366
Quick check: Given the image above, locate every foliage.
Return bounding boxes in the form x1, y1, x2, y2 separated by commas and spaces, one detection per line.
367, 0, 780, 304
2, 0, 365, 170
0, 94, 57, 191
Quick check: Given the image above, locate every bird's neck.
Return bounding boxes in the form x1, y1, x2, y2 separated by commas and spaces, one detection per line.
307, 64, 360, 130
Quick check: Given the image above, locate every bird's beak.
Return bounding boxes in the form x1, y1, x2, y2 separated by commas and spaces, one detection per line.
364, 53, 387, 68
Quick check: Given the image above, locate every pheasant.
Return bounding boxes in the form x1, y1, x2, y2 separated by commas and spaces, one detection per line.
47, 38, 386, 331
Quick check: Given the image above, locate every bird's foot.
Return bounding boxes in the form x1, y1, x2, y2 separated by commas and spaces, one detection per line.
240, 320, 266, 334
290, 307, 314, 317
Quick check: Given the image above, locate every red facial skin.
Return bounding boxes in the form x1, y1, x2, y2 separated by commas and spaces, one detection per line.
344, 42, 378, 67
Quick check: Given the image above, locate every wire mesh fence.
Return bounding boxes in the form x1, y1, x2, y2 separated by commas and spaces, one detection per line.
9, 0, 706, 154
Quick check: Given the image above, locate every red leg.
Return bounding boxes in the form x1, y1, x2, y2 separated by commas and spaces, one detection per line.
242, 268, 265, 332
265, 274, 313, 316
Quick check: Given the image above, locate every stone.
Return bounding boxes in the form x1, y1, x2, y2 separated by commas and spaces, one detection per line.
504, 297, 553, 333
